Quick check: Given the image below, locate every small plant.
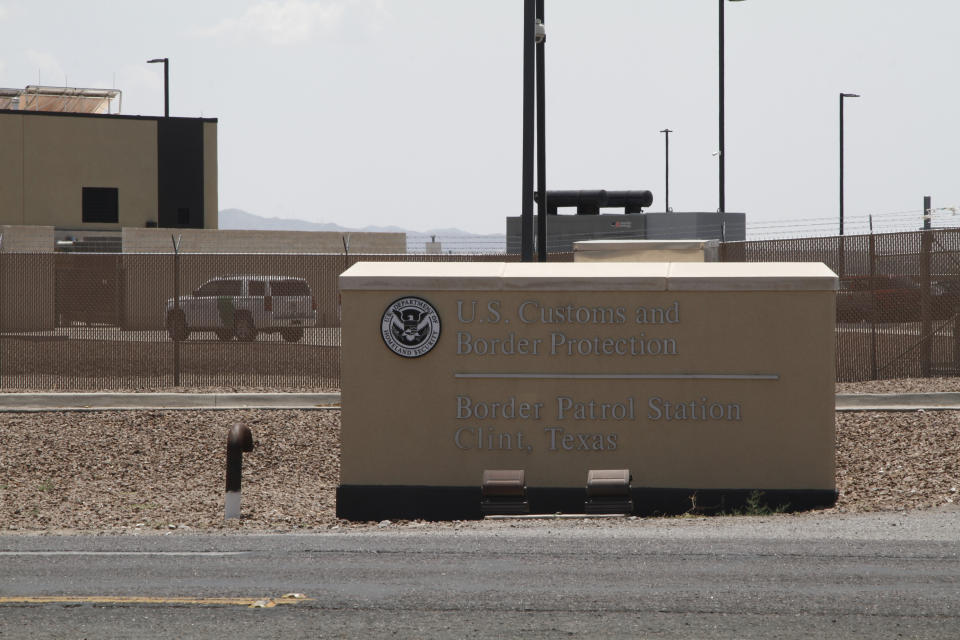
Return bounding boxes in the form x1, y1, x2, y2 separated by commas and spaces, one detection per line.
683, 491, 725, 516
731, 490, 790, 516
37, 480, 54, 492
683, 490, 791, 517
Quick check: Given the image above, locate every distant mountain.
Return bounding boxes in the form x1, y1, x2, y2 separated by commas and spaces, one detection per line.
218, 209, 351, 233
218, 209, 506, 254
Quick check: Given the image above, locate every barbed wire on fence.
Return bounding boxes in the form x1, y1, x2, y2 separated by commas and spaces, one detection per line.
3, 227, 960, 386
404, 206, 960, 253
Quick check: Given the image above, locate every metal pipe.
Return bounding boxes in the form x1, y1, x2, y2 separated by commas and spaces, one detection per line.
840, 94, 845, 235
533, 190, 652, 216
225, 424, 254, 519
147, 58, 169, 117
660, 129, 672, 211
719, 0, 725, 214
0, 234, 3, 387
839, 92, 860, 235
521, 0, 535, 262
171, 234, 181, 386
535, 0, 547, 262
164, 59, 169, 117
719, 0, 747, 213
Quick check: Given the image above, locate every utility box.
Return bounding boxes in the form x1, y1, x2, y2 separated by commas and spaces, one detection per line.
574, 239, 720, 263
507, 212, 745, 253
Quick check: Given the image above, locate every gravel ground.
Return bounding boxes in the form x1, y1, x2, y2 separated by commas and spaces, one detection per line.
0, 410, 341, 533
0, 412, 954, 532
1, 379, 959, 532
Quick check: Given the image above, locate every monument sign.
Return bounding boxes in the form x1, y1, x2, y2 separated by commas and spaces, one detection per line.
337, 262, 837, 520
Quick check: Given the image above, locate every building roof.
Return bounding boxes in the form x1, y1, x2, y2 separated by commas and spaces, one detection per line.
0, 85, 121, 114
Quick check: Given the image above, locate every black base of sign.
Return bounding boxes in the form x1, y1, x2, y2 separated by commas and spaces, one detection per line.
336, 485, 838, 522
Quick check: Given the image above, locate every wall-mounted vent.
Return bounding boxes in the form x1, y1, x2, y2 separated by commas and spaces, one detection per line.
82, 187, 119, 224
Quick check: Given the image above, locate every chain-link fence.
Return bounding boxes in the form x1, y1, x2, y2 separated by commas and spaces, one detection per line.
0, 251, 574, 390
722, 229, 960, 381
0, 231, 953, 389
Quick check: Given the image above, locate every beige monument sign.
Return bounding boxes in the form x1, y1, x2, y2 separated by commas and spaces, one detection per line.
338, 262, 837, 520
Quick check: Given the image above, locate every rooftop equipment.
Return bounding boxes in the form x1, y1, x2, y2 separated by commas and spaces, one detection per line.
534, 190, 653, 215
0, 85, 122, 114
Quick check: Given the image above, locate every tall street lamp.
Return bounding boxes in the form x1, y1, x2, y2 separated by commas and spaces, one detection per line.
147, 57, 169, 117
535, 0, 547, 262
521, 0, 547, 262
520, 1, 535, 262
719, 0, 745, 214
660, 129, 673, 212
839, 92, 860, 235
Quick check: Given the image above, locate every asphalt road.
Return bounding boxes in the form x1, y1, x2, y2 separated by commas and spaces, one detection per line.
1, 510, 959, 639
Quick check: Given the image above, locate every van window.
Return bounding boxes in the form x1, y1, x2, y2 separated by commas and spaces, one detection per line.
270, 280, 310, 296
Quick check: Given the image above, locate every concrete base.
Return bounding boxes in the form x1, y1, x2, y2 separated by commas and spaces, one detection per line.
224, 491, 242, 519
335, 485, 838, 521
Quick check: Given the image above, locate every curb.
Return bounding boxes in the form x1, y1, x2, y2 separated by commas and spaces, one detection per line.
0, 392, 955, 412
835, 392, 960, 411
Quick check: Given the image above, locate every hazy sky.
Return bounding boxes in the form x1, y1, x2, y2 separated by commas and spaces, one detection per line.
2, 1, 959, 237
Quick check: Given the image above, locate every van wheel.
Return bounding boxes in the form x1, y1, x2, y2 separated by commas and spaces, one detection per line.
215, 328, 235, 341
280, 328, 304, 343
235, 313, 257, 342
166, 310, 189, 342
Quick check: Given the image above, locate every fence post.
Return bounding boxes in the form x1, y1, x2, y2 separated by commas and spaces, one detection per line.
172, 235, 182, 387
920, 227, 932, 377
954, 307, 960, 373
838, 235, 846, 278
0, 233, 4, 388
869, 230, 877, 379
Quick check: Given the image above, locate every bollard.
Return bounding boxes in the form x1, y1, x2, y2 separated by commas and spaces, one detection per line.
225, 424, 254, 520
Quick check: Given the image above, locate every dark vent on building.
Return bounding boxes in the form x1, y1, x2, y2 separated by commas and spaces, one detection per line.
82, 187, 119, 224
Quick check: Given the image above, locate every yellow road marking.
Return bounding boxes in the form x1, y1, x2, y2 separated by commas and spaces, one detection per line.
0, 595, 311, 607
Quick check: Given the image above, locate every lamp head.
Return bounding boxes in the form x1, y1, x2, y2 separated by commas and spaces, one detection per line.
147, 58, 167, 64
841, 92, 861, 98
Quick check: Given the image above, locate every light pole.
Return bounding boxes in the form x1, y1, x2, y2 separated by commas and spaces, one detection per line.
535, 0, 547, 262
839, 92, 860, 235
660, 129, 673, 212
719, 0, 745, 214
521, 1, 535, 262
147, 57, 169, 117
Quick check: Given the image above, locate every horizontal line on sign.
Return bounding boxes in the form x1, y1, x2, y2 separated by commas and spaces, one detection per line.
453, 373, 779, 381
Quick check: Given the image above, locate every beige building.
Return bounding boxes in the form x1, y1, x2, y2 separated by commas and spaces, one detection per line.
0, 85, 217, 233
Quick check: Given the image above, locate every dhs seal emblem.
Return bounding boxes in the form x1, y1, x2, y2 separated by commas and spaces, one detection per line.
381, 297, 441, 358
